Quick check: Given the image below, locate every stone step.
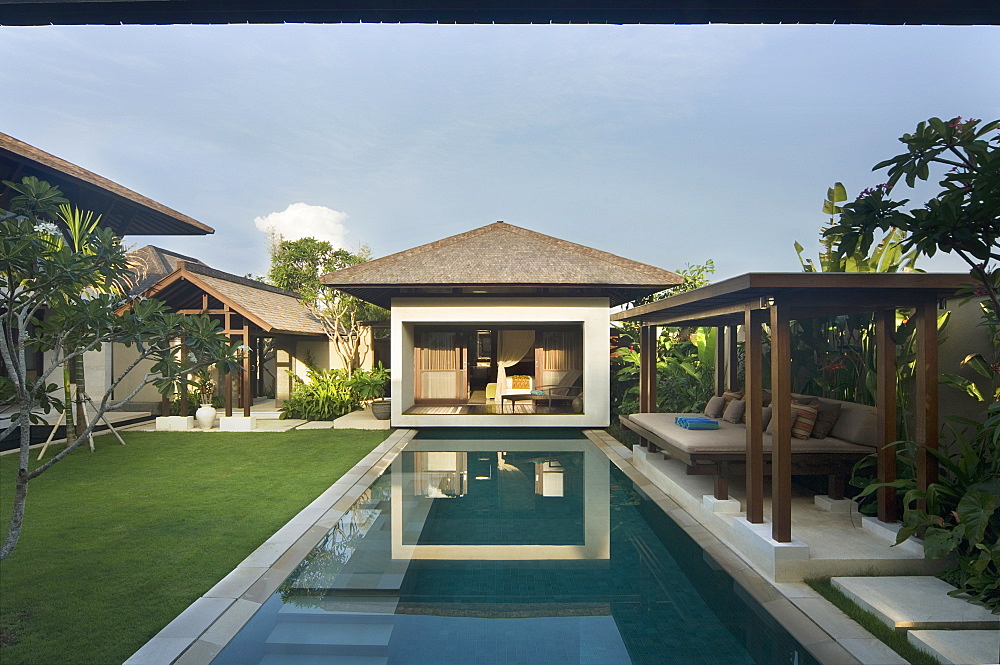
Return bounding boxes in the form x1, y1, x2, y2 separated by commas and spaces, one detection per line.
832, 576, 1000, 632
260, 654, 387, 665
265, 620, 393, 656
278, 596, 399, 621
907, 629, 1000, 665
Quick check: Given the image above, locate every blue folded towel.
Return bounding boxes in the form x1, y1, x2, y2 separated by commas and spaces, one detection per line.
675, 416, 719, 430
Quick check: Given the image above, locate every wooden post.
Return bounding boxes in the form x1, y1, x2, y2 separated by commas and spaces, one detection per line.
224, 335, 234, 417
639, 324, 657, 414
726, 324, 739, 391
744, 307, 767, 524
770, 300, 792, 543
914, 297, 939, 500
875, 308, 899, 523
243, 325, 252, 417
714, 326, 726, 395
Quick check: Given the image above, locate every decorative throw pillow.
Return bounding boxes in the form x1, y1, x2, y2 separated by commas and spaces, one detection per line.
510, 375, 531, 390
722, 399, 746, 424
790, 403, 819, 439
760, 406, 772, 431
762, 389, 772, 407
811, 400, 843, 439
722, 389, 745, 403
793, 395, 820, 406
704, 395, 726, 419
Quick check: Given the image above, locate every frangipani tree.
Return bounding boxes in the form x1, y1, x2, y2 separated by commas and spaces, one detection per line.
1, 180, 240, 560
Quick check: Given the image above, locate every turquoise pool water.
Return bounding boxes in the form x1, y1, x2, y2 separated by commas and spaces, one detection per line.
211, 429, 819, 665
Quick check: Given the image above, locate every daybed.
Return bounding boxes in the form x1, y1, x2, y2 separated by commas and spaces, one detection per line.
619, 395, 877, 502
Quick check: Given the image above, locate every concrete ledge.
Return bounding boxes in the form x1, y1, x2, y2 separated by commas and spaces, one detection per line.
833, 576, 1000, 632
731, 517, 810, 582
908, 629, 1000, 665
814, 495, 855, 513
703, 494, 742, 513
219, 416, 257, 431
156, 416, 194, 431
861, 517, 925, 556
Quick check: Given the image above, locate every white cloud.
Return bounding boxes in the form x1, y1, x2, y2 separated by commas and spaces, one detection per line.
253, 202, 350, 246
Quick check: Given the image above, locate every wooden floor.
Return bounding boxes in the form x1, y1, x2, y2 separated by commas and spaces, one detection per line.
404, 401, 577, 416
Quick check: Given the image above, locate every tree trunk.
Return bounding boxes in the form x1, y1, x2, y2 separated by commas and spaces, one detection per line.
0, 408, 32, 560
74, 354, 87, 440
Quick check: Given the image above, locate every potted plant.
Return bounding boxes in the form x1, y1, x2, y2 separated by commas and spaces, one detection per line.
348, 364, 391, 420
193, 369, 217, 429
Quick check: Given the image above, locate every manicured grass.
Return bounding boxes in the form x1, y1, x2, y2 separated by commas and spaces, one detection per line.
805, 578, 942, 665
0, 428, 390, 665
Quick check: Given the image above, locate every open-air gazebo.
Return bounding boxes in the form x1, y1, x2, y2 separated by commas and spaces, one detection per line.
613, 272, 972, 544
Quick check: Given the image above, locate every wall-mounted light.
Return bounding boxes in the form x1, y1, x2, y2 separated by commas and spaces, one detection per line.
760, 296, 776, 308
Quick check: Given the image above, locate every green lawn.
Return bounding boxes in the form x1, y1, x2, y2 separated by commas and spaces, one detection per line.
0, 428, 391, 665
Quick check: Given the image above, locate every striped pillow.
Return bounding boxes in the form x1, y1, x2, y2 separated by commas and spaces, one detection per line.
791, 403, 819, 440
722, 390, 745, 402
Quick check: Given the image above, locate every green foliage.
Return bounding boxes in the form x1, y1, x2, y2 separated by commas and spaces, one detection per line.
280, 367, 359, 421
832, 116, 1000, 609
1, 177, 240, 559
345, 363, 390, 401
267, 237, 368, 305
612, 260, 717, 416
613, 327, 716, 415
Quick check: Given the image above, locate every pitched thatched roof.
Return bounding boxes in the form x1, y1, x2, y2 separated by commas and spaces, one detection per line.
0, 132, 213, 236
138, 257, 326, 337
126, 245, 206, 294
321, 221, 681, 308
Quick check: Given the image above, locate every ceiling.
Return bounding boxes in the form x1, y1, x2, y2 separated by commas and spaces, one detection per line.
0, 0, 996, 26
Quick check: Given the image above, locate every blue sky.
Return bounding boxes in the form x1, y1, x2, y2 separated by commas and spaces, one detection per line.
2, 23, 998, 281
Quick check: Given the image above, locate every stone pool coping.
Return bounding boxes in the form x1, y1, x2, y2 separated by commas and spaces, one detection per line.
128, 427, 890, 665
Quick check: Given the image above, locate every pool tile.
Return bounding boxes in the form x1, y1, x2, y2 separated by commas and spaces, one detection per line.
204, 566, 268, 599
200, 599, 263, 647
172, 639, 222, 665
123, 637, 194, 665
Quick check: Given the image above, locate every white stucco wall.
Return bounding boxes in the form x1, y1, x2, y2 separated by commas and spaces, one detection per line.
390, 297, 611, 428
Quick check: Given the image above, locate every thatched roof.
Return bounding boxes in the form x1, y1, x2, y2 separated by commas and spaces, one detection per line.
139, 258, 326, 337
0, 132, 213, 236
321, 221, 681, 308
126, 245, 206, 294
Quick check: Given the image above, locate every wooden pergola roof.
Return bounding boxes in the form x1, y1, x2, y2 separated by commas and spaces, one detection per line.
0, 0, 994, 26
618, 271, 974, 543
322, 221, 682, 308
0, 132, 214, 236
613, 272, 972, 326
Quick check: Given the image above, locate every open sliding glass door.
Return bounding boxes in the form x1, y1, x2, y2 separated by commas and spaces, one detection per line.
415, 331, 469, 403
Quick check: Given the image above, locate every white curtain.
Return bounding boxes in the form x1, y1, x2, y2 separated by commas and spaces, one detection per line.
495, 330, 535, 398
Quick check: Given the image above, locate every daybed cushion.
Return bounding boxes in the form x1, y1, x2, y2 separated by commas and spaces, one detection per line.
627, 412, 874, 455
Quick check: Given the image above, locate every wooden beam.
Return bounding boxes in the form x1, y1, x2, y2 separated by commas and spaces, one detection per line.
875, 308, 899, 523
770, 300, 792, 543
914, 297, 939, 500
714, 326, 726, 396
744, 307, 767, 524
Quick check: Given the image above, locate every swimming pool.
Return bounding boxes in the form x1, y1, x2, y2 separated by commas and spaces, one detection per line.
210, 429, 819, 665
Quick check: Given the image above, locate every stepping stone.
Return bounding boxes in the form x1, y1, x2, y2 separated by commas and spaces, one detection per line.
832, 576, 1000, 632
908, 629, 1000, 665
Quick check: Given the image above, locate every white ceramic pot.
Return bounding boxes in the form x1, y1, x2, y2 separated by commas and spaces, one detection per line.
195, 404, 217, 429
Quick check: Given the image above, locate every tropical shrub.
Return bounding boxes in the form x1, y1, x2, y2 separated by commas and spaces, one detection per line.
613, 327, 715, 415
830, 115, 999, 608
279, 368, 358, 421
346, 363, 390, 402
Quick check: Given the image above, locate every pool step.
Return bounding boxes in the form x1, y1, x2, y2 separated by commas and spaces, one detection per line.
260, 655, 387, 665
278, 596, 398, 621
264, 619, 393, 656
